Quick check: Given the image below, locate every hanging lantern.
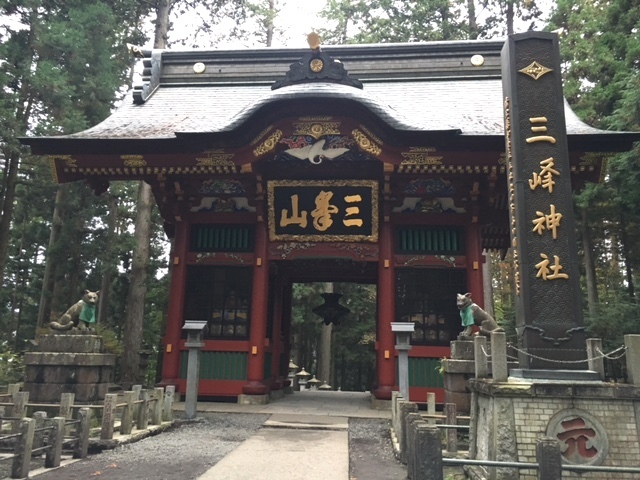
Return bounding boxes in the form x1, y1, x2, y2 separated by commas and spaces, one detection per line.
312, 293, 350, 325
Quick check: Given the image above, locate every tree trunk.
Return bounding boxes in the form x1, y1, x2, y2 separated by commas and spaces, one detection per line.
581, 209, 598, 317
120, 0, 171, 386
618, 212, 635, 298
36, 186, 68, 330
98, 194, 119, 326
467, 0, 478, 39
265, 0, 275, 47
506, 0, 514, 35
318, 283, 333, 384
153, 0, 172, 48
121, 182, 153, 386
0, 152, 20, 287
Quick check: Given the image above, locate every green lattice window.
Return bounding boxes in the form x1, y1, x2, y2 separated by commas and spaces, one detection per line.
396, 227, 464, 254
190, 224, 254, 252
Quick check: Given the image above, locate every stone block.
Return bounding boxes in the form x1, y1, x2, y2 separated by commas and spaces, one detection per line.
442, 358, 475, 374
450, 340, 475, 360
444, 390, 470, 413
23, 382, 109, 402
33, 334, 105, 354
24, 352, 116, 367
443, 372, 471, 393
573, 385, 616, 399
533, 384, 574, 398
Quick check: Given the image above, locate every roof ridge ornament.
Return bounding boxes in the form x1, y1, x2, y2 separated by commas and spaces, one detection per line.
271, 33, 363, 90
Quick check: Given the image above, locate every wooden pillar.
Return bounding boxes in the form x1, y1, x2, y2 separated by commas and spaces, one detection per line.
465, 220, 484, 308
243, 213, 270, 395
374, 213, 395, 400
160, 221, 189, 385
270, 275, 285, 389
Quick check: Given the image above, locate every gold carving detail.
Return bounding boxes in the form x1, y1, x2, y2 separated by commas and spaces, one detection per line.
352, 129, 382, 156
250, 125, 274, 145
121, 155, 146, 167
195, 150, 235, 166
253, 129, 283, 157
293, 121, 341, 139
519, 61, 553, 80
401, 147, 443, 165
359, 125, 383, 145
504, 96, 521, 295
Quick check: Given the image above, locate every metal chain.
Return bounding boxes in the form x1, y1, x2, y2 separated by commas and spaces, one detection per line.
505, 343, 627, 364
479, 342, 626, 364
596, 345, 627, 360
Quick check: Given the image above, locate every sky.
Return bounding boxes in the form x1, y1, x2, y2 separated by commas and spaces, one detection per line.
167, 1, 327, 50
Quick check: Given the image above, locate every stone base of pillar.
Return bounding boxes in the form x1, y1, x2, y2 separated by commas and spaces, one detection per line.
238, 394, 270, 405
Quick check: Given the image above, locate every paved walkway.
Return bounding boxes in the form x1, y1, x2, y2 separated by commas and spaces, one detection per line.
173, 390, 390, 419
178, 391, 389, 480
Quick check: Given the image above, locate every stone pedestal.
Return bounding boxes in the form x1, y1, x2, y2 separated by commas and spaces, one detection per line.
443, 337, 517, 413
24, 334, 115, 402
469, 378, 640, 480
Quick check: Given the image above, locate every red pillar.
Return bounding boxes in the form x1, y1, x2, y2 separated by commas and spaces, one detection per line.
374, 214, 396, 400
160, 221, 189, 386
243, 214, 270, 395
465, 221, 484, 307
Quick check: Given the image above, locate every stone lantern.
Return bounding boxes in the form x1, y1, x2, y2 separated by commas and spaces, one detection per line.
182, 320, 207, 419
296, 368, 311, 391
307, 375, 321, 390
391, 322, 415, 401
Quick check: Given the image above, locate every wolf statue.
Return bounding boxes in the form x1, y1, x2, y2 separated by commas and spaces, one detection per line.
50, 290, 99, 332
456, 292, 504, 337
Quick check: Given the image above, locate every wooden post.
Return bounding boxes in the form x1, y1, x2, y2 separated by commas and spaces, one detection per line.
152, 387, 164, 425
426, 392, 436, 425
586, 338, 605, 380
132, 384, 142, 423
414, 424, 443, 480
445, 402, 457, 453
537, 437, 562, 480
121, 391, 136, 435
11, 418, 35, 479
33, 411, 47, 455
137, 389, 150, 430
163, 385, 175, 421
101, 393, 118, 440
45, 417, 66, 468
59, 392, 75, 436
474, 336, 488, 378
11, 391, 29, 433
74, 408, 91, 459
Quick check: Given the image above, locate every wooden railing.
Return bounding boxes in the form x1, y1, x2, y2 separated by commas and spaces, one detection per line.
0, 385, 175, 479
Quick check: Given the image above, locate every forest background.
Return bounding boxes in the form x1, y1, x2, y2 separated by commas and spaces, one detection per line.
0, 0, 638, 389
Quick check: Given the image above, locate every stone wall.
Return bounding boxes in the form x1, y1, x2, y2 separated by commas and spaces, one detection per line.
470, 379, 640, 480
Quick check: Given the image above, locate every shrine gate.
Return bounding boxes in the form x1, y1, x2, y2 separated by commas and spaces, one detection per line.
23, 36, 633, 403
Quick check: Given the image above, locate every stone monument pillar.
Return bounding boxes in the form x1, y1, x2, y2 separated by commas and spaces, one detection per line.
24, 333, 115, 402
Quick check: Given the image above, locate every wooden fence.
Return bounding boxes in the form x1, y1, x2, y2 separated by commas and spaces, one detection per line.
0, 385, 175, 479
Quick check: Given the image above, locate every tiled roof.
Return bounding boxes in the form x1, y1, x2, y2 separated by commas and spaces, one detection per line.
22, 40, 629, 149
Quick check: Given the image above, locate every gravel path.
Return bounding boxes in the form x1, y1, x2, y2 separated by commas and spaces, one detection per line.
2, 414, 464, 480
